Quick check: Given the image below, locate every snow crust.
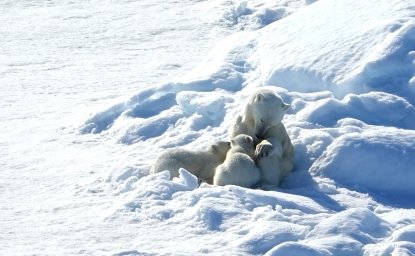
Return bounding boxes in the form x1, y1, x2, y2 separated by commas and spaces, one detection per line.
3, 0, 415, 255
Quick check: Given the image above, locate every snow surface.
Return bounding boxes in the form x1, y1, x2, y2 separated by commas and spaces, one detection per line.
2, 0, 415, 255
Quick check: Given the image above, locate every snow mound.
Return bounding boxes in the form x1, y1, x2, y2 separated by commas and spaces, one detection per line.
106, 169, 414, 255
341, 22, 415, 97
176, 90, 233, 127
236, 220, 308, 255
250, 0, 415, 100
266, 242, 331, 256
172, 168, 199, 190
310, 128, 415, 201
266, 208, 392, 256
108, 170, 336, 255
364, 223, 415, 256
80, 83, 236, 146
392, 224, 415, 243
308, 208, 391, 243
296, 92, 415, 128
117, 169, 198, 214
222, 0, 313, 30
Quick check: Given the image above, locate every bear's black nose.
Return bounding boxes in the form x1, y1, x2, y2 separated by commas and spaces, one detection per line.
255, 134, 264, 140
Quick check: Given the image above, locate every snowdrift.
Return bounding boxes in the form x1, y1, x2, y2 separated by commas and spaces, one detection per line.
82, 0, 415, 255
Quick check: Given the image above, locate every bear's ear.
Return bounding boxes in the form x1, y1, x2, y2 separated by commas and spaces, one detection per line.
211, 144, 218, 153
255, 93, 264, 102
282, 103, 290, 111
245, 136, 253, 144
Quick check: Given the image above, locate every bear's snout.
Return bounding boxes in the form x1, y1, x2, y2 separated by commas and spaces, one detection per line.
255, 125, 268, 139
255, 133, 264, 140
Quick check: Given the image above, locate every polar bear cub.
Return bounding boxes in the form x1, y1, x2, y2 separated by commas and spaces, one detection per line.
214, 134, 260, 188
150, 141, 231, 184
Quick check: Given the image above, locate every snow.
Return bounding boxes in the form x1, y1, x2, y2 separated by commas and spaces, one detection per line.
310, 127, 415, 203
222, 0, 307, 30
296, 92, 415, 128
2, 0, 415, 255
249, 0, 415, 99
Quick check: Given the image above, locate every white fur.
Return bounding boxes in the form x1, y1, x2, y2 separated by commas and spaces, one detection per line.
230, 88, 294, 186
214, 134, 261, 188
150, 141, 230, 184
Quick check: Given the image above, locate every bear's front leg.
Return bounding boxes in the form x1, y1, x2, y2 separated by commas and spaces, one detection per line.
255, 138, 283, 158
257, 154, 282, 187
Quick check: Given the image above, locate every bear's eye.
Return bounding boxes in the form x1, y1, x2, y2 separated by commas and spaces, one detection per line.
260, 118, 265, 123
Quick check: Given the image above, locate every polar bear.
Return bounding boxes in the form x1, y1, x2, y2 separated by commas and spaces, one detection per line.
230, 88, 294, 186
213, 134, 261, 188
150, 141, 231, 184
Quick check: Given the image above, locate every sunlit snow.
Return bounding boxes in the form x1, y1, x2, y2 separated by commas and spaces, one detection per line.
2, 0, 415, 255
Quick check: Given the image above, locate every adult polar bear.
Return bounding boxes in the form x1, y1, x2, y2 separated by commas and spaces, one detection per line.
230, 88, 294, 186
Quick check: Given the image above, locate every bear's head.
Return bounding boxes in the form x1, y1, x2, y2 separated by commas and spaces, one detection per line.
231, 134, 255, 157
210, 141, 231, 161
249, 89, 290, 139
